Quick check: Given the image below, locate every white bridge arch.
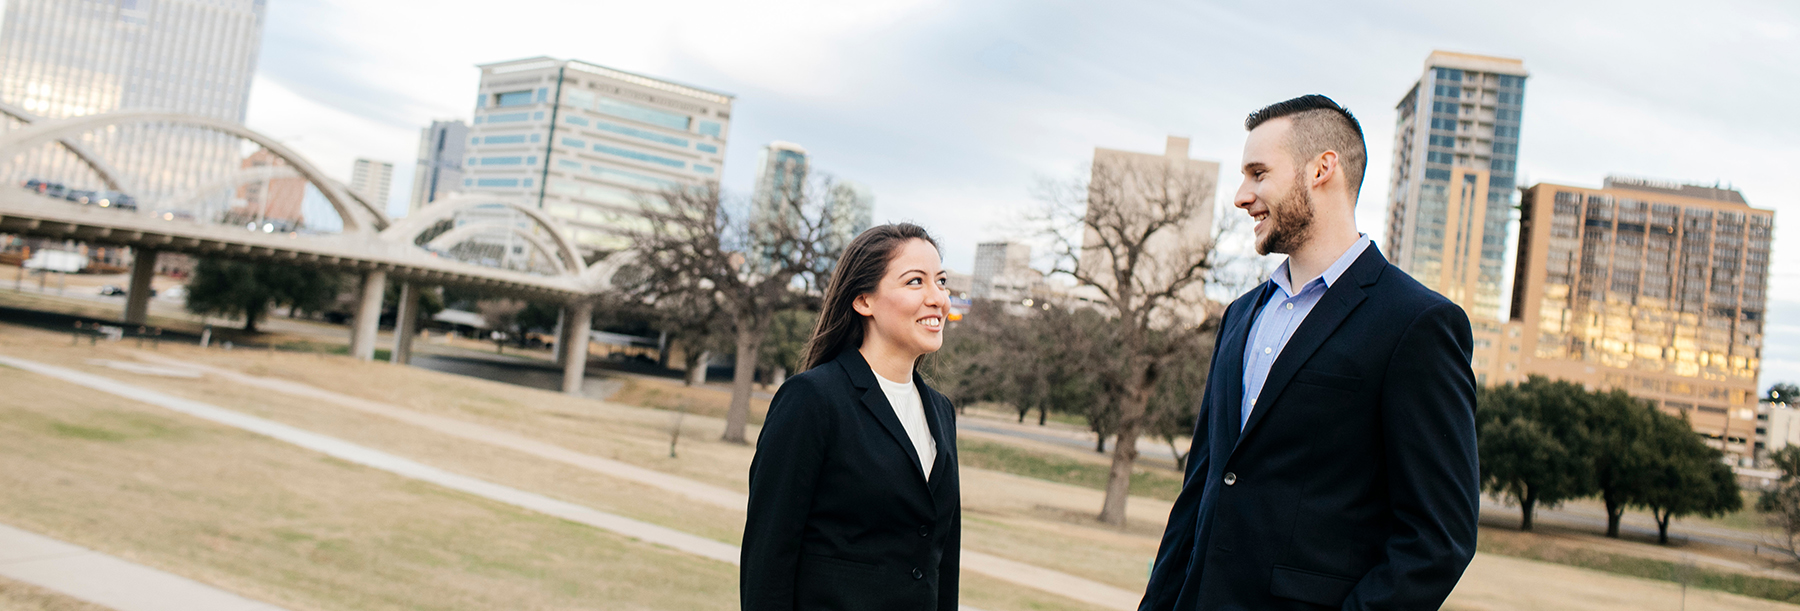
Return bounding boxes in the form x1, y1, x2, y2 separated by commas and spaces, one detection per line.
381, 193, 588, 278
0, 110, 390, 233
0, 101, 134, 194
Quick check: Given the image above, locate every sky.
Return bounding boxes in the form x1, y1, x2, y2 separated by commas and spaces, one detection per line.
237, 0, 1800, 387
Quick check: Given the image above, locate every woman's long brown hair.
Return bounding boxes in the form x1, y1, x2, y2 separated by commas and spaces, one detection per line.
799, 223, 939, 372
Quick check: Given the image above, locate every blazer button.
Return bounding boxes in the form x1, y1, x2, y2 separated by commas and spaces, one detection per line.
912, 567, 925, 580
918, 525, 930, 537
1223, 472, 1237, 486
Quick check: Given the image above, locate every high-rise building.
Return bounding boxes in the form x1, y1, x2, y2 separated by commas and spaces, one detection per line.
823, 179, 873, 256
1078, 136, 1218, 318
463, 56, 733, 253
409, 120, 468, 213
751, 141, 808, 226
1497, 177, 1772, 462
0, 0, 266, 204
349, 158, 394, 209
228, 148, 305, 230
1383, 51, 1529, 325
972, 242, 1031, 300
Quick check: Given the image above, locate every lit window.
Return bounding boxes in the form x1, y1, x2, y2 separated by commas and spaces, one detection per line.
495, 90, 532, 107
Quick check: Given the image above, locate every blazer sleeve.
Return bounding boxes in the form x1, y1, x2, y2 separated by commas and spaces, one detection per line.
1342, 301, 1479, 610
937, 403, 961, 611
1138, 306, 1230, 611
741, 376, 834, 611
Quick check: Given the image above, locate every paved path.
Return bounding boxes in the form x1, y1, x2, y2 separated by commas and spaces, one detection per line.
141, 355, 1141, 611
6, 353, 1137, 610
0, 522, 289, 611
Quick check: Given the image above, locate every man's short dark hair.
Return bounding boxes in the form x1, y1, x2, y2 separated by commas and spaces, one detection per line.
1245, 94, 1367, 199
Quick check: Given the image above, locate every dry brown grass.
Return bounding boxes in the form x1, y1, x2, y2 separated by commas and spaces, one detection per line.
0, 324, 1116, 610
0, 577, 111, 611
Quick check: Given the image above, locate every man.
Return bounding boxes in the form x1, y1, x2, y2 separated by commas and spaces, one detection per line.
1139, 95, 1478, 610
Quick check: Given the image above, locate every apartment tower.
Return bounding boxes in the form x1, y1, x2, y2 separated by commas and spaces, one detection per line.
349, 158, 394, 210
1501, 178, 1772, 461
1384, 51, 1528, 323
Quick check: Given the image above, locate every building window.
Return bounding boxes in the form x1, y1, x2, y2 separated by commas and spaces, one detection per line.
1435, 68, 1462, 81
562, 137, 586, 148
480, 156, 524, 165
476, 177, 520, 187
594, 97, 690, 130
699, 121, 723, 138
495, 90, 533, 107
693, 164, 714, 174
696, 143, 719, 154
590, 166, 679, 190
558, 159, 581, 170
533, 111, 544, 120
536, 87, 548, 103
482, 135, 527, 144
565, 116, 590, 127
593, 120, 689, 147
485, 112, 530, 123
594, 143, 687, 169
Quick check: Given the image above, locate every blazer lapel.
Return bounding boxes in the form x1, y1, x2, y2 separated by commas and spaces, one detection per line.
837, 351, 930, 490
1232, 247, 1386, 455
917, 376, 953, 502
1216, 282, 1271, 452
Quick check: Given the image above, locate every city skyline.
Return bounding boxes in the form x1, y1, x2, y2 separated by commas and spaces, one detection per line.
13, 0, 1791, 387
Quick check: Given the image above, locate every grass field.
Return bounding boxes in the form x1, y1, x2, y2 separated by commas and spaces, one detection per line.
0, 577, 109, 611
6, 319, 1800, 610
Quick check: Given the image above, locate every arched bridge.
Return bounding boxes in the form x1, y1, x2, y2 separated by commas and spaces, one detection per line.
0, 110, 635, 393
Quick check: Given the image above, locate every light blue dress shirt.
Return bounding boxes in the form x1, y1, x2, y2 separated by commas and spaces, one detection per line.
1240, 234, 1372, 430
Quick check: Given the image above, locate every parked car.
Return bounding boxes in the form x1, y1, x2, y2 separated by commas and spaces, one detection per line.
98, 285, 125, 296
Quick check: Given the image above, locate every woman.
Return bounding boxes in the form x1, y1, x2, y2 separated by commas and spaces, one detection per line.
741, 223, 960, 611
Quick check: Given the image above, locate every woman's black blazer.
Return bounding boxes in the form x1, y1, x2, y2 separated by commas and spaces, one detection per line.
741, 349, 961, 611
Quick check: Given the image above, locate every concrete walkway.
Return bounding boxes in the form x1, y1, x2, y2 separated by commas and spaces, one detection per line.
6, 353, 1135, 610
0, 522, 289, 611
141, 355, 1142, 610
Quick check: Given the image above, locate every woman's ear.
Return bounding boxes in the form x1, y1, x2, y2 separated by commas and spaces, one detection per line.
851, 293, 874, 317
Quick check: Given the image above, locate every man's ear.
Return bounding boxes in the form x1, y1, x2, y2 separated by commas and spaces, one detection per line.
1312, 150, 1339, 189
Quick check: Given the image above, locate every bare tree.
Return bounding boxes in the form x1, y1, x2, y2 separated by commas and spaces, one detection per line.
1034, 155, 1227, 526
623, 180, 842, 444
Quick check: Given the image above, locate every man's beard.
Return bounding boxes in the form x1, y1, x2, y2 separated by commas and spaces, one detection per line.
1256, 176, 1315, 256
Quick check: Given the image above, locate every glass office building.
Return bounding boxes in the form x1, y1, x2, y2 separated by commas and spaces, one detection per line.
409, 119, 467, 213
463, 57, 733, 254
1384, 51, 1528, 324
0, 0, 266, 205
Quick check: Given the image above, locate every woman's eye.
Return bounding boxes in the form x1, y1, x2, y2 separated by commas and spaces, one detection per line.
906, 278, 921, 286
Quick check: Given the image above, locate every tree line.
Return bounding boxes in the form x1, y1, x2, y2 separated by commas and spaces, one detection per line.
1478, 376, 1740, 544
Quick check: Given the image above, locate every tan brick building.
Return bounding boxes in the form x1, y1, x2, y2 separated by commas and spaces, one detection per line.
1492, 177, 1772, 462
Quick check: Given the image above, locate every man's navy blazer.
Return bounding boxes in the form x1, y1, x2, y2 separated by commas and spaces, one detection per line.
742, 349, 961, 611
1140, 245, 1479, 611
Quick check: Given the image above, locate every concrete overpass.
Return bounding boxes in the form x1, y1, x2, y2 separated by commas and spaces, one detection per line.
1, 110, 635, 394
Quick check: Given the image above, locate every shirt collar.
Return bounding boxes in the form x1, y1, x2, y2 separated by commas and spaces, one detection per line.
1270, 233, 1372, 296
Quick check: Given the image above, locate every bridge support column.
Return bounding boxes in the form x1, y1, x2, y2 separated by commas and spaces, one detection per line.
349, 270, 386, 361
389, 281, 417, 365
561, 299, 593, 395
123, 248, 157, 325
